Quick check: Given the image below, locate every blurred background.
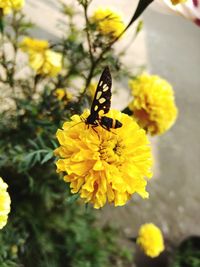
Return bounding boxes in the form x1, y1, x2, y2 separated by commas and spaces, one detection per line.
24, 0, 200, 244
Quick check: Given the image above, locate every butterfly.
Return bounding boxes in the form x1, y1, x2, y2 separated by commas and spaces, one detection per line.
85, 66, 122, 131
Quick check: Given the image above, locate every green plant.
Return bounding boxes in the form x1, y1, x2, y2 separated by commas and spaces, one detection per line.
171, 237, 200, 267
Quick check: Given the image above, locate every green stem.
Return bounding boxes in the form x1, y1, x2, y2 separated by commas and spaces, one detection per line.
83, 2, 94, 64
9, 11, 19, 89
78, 1, 144, 105
32, 74, 42, 95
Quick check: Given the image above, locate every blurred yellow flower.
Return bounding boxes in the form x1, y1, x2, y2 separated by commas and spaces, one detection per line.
0, 177, 11, 230
0, 0, 24, 14
55, 88, 66, 101
35, 50, 62, 77
91, 8, 125, 39
129, 74, 178, 136
20, 37, 62, 77
55, 88, 72, 102
137, 223, 165, 258
20, 37, 49, 53
54, 109, 153, 209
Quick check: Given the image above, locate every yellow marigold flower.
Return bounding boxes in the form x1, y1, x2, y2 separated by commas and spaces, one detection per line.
0, 177, 11, 230
34, 50, 62, 77
54, 109, 153, 209
91, 8, 125, 39
0, 0, 24, 15
137, 223, 165, 258
129, 74, 178, 136
20, 37, 49, 53
20, 37, 62, 77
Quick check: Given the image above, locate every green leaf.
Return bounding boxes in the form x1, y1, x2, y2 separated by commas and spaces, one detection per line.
51, 140, 58, 149
41, 151, 54, 164
66, 193, 80, 204
23, 152, 36, 167
28, 139, 39, 150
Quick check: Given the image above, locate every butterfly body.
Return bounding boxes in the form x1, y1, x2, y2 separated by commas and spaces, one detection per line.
99, 116, 122, 131
85, 66, 122, 131
85, 113, 99, 127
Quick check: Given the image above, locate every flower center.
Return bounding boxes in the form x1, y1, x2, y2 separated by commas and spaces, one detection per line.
99, 136, 123, 164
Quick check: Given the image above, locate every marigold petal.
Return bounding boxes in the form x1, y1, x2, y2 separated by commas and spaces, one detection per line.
114, 191, 130, 206
93, 160, 104, 171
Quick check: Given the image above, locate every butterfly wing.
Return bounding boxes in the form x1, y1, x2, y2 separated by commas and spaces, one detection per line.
90, 66, 112, 118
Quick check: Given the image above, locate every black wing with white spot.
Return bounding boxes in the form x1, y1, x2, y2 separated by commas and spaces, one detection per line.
90, 66, 112, 117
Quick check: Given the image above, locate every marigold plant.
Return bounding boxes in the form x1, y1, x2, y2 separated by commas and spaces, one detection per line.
0, 177, 11, 230
136, 223, 165, 258
54, 110, 153, 209
129, 74, 178, 135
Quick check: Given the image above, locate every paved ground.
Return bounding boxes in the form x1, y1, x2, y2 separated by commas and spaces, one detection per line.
99, 7, 200, 245
25, 0, 200, 245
